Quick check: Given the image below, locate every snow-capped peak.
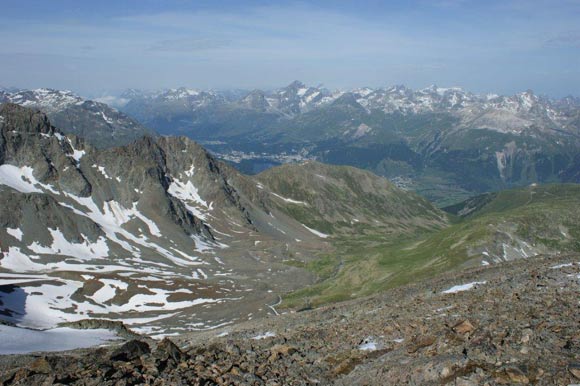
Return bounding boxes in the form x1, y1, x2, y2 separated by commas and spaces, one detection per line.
7, 89, 83, 112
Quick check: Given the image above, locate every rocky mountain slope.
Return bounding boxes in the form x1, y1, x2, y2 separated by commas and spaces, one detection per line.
0, 103, 451, 338
112, 81, 580, 206
256, 161, 447, 237
0, 103, 319, 337
2, 89, 154, 148
1, 253, 579, 385
1, 103, 576, 335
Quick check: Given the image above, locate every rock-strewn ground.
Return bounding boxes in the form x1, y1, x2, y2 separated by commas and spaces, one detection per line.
1, 253, 579, 385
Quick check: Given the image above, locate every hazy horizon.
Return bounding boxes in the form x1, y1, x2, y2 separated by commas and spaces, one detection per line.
2, 0, 579, 98
3, 81, 577, 103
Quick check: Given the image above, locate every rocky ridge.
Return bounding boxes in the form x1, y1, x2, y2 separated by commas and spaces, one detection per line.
3, 89, 154, 148
0, 253, 578, 385
119, 81, 580, 136
0, 103, 329, 336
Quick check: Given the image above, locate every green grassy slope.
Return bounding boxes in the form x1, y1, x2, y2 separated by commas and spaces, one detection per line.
279, 183, 580, 308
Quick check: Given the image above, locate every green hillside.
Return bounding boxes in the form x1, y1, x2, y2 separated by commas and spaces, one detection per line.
279, 183, 580, 308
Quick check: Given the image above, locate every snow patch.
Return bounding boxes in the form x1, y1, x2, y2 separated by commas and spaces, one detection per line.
270, 192, 308, 205
442, 281, 487, 294
28, 228, 109, 260
0, 247, 44, 271
66, 138, 85, 164
168, 177, 209, 220
0, 325, 121, 355
302, 224, 329, 238
252, 331, 276, 340
0, 165, 43, 193
358, 337, 379, 351
6, 227, 23, 241
551, 263, 573, 269
93, 165, 112, 180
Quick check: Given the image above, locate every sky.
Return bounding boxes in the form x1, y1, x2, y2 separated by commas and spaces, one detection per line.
1, 0, 579, 97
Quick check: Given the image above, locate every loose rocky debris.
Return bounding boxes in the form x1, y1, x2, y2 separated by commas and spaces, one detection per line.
0, 254, 579, 385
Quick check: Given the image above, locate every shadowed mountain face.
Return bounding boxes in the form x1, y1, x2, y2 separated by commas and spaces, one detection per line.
114, 82, 580, 206
0, 104, 449, 336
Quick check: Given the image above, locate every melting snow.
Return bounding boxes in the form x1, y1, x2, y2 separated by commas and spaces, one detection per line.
66, 138, 85, 164
99, 111, 114, 124
0, 165, 43, 193
252, 331, 276, 340
0, 246, 143, 274
62, 193, 199, 266
185, 164, 195, 177
442, 281, 487, 294
271, 192, 308, 205
0, 275, 229, 329
168, 177, 209, 220
93, 165, 112, 179
28, 228, 109, 260
0, 247, 44, 271
90, 279, 129, 303
358, 340, 378, 351
192, 234, 224, 252
0, 325, 121, 354
130, 202, 162, 237
6, 227, 23, 241
551, 263, 573, 269
302, 224, 329, 238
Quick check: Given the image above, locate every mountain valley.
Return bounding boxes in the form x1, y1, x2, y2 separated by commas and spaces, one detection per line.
1, 103, 578, 338
0, 95, 578, 384
3, 0, 580, 383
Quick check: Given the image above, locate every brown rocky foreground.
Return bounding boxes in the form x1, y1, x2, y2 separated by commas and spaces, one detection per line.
0, 253, 579, 385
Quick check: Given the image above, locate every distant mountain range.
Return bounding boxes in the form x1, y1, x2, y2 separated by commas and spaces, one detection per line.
4, 82, 580, 205
111, 81, 580, 133
111, 81, 580, 205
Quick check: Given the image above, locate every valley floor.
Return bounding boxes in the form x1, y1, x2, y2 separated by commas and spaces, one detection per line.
0, 253, 579, 385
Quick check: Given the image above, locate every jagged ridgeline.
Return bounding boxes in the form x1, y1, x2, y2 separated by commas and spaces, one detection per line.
0, 88, 154, 148
0, 103, 319, 336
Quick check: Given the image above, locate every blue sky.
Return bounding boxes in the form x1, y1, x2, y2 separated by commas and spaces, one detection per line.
1, 0, 579, 97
